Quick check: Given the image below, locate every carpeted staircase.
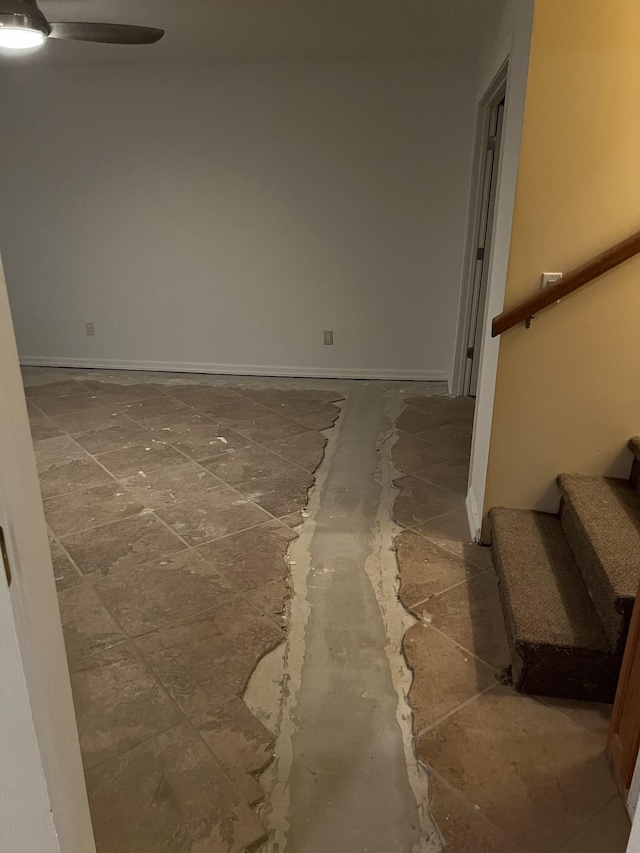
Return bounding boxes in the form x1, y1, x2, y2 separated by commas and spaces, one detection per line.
490, 437, 640, 703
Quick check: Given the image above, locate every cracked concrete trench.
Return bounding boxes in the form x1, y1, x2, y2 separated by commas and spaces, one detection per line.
249, 381, 439, 852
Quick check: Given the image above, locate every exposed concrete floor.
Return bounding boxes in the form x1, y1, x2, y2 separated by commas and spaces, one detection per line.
251, 384, 440, 852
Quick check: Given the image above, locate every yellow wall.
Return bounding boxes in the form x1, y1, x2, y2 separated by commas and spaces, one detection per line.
484, 0, 640, 518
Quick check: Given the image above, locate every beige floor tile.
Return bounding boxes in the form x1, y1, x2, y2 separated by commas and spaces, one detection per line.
94, 439, 185, 478
73, 413, 154, 454
539, 696, 612, 744
392, 431, 461, 473
49, 535, 83, 592
417, 686, 618, 853
26, 398, 46, 421
38, 457, 115, 499
94, 549, 235, 636
61, 513, 186, 577
425, 571, 510, 669
396, 529, 484, 614
430, 774, 522, 853
49, 405, 125, 435
404, 624, 496, 732
562, 795, 629, 852
162, 384, 242, 409
287, 402, 342, 430
196, 520, 296, 591
265, 430, 328, 471
418, 420, 473, 456
396, 403, 461, 434
121, 461, 224, 510
34, 434, 87, 471
89, 382, 169, 405
30, 419, 64, 441
25, 379, 89, 403
85, 722, 266, 853
393, 474, 463, 528
236, 468, 315, 517
199, 696, 274, 775
145, 410, 253, 459
405, 394, 474, 419
58, 584, 127, 664
229, 769, 264, 807
415, 508, 494, 569
279, 510, 304, 528
136, 599, 283, 722
44, 483, 143, 537
245, 578, 290, 628
237, 388, 342, 413
202, 444, 297, 486
156, 489, 272, 546
232, 413, 310, 443
117, 395, 192, 421
212, 399, 276, 426
416, 456, 471, 498
70, 643, 181, 770
33, 392, 107, 417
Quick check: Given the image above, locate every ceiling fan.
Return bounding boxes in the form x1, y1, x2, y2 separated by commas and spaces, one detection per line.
0, 0, 164, 50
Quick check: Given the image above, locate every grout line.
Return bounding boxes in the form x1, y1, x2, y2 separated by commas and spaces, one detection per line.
394, 427, 468, 457
48, 527, 87, 590
402, 515, 493, 570
406, 566, 493, 613
422, 619, 505, 676
534, 694, 614, 740
413, 679, 498, 739
554, 793, 622, 853
425, 767, 527, 852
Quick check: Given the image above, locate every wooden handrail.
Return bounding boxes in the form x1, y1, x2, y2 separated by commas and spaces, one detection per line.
491, 229, 640, 337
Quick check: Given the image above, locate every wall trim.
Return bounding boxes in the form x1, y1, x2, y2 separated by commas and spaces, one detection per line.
19, 356, 448, 383
465, 487, 482, 543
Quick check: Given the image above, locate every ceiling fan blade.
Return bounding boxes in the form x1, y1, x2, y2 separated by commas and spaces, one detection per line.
47, 22, 164, 44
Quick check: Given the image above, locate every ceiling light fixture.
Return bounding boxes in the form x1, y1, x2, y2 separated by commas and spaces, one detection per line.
0, 12, 48, 50
0, 0, 164, 51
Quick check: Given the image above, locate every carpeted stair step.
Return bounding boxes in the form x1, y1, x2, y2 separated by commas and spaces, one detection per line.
628, 436, 640, 492
558, 473, 640, 654
489, 507, 618, 702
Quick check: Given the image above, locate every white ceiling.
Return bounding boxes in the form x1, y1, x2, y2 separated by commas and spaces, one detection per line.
5, 0, 504, 64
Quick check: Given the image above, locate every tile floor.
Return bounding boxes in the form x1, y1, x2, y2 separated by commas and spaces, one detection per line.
23, 371, 632, 852
393, 395, 631, 853
25, 369, 343, 852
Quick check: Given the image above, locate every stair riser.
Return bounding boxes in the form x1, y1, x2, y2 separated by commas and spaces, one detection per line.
493, 553, 619, 702
511, 644, 619, 703
560, 496, 627, 650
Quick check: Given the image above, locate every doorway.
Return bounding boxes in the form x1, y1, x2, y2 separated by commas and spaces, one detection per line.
452, 68, 508, 398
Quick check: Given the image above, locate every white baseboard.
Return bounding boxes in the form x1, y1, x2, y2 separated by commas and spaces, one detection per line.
465, 487, 482, 543
19, 356, 449, 383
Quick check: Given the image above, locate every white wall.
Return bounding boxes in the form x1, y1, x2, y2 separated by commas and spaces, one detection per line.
0, 59, 477, 380
465, 0, 534, 537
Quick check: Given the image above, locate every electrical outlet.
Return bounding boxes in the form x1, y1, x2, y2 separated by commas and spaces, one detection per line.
323, 330, 334, 346
540, 272, 563, 290
85, 322, 95, 336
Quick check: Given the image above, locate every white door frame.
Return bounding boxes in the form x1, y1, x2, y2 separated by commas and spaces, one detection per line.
463, 0, 535, 540
0, 259, 96, 852
451, 62, 508, 398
